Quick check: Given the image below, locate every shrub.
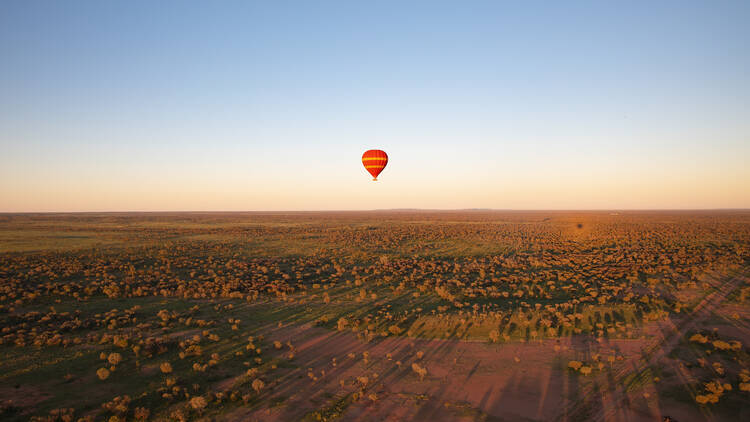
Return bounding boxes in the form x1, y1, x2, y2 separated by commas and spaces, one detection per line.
190, 396, 207, 411
412, 363, 427, 380
252, 379, 265, 394
107, 353, 122, 366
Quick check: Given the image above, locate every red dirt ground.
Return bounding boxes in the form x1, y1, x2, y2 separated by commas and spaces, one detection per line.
219, 323, 653, 422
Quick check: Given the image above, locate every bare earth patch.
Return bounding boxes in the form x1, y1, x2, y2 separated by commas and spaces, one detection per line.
217, 323, 657, 421
0, 384, 52, 417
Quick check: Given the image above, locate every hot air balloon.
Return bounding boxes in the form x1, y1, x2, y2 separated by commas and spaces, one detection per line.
362, 149, 388, 181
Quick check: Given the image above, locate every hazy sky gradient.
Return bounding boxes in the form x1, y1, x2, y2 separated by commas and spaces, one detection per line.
2, 1, 748, 211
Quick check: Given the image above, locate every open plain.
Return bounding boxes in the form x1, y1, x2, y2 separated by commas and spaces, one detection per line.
1, 211, 749, 421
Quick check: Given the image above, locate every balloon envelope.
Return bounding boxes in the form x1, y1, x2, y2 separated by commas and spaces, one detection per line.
362, 150, 388, 181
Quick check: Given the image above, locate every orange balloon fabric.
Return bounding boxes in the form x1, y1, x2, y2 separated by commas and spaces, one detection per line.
362, 149, 388, 181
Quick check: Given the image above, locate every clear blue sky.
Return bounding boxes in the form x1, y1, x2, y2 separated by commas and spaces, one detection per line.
1, 1, 748, 211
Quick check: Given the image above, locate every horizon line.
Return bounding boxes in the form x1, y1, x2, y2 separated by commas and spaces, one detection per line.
2, 208, 749, 215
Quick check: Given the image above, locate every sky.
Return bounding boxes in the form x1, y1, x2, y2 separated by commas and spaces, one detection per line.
1, 0, 749, 211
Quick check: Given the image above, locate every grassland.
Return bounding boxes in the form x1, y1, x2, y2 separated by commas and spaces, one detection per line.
0, 211, 748, 421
